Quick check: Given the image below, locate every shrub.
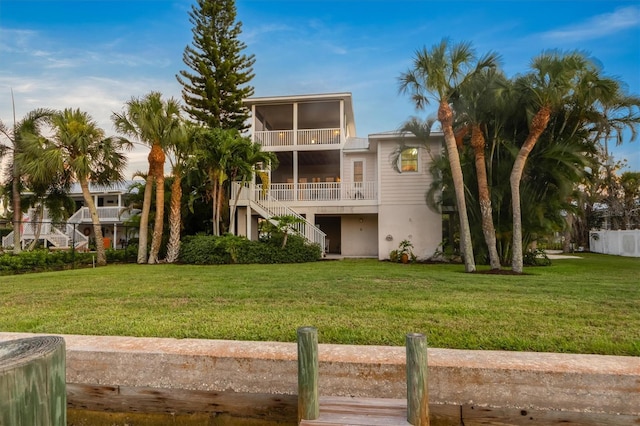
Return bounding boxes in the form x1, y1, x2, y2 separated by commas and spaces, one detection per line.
105, 245, 138, 264
389, 239, 415, 263
0, 249, 96, 275
178, 233, 321, 265
523, 248, 552, 267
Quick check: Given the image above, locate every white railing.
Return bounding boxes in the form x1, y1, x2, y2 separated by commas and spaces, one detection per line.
297, 128, 341, 146
254, 128, 341, 147
1, 206, 132, 249
71, 206, 130, 222
259, 182, 376, 202
1, 233, 13, 248
252, 189, 326, 250
255, 130, 294, 147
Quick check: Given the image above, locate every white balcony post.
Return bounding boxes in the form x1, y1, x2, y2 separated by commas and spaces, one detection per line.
293, 152, 299, 201
293, 103, 298, 146
339, 99, 344, 143
246, 206, 252, 240
251, 105, 256, 142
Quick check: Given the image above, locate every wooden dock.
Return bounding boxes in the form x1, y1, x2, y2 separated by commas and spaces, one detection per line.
300, 397, 411, 426
297, 327, 427, 426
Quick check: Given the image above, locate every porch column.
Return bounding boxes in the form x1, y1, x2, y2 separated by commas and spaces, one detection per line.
112, 224, 117, 250
339, 99, 345, 141
293, 152, 299, 201
246, 207, 252, 241
293, 103, 298, 146
251, 105, 256, 142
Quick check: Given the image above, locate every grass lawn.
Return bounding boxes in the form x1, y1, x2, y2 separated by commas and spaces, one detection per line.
0, 254, 638, 356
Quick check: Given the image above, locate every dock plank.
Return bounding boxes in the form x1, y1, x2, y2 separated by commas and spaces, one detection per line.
300, 397, 411, 426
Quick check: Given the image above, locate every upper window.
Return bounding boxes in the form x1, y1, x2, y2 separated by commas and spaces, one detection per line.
400, 148, 419, 172
353, 160, 364, 183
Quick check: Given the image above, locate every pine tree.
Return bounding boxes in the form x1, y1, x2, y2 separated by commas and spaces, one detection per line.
177, 0, 255, 130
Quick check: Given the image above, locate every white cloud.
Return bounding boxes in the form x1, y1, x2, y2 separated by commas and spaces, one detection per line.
242, 23, 293, 44
539, 6, 640, 43
0, 72, 182, 180
0, 28, 39, 52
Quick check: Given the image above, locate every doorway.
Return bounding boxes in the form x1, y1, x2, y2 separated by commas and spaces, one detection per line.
315, 216, 341, 254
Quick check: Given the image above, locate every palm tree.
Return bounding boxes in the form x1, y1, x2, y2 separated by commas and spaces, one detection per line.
19, 108, 131, 265
1, 108, 55, 253
165, 121, 197, 263
112, 92, 182, 264
510, 51, 627, 272
228, 139, 277, 235
191, 127, 244, 236
399, 38, 499, 272
453, 68, 507, 270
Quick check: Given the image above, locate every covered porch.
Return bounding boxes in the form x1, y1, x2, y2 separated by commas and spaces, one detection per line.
233, 182, 377, 203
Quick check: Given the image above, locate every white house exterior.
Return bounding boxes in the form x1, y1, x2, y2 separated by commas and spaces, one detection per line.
233, 92, 443, 260
2, 182, 138, 250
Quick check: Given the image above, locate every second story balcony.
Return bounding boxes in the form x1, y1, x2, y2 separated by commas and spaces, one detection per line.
254, 128, 342, 148
233, 181, 377, 204
246, 93, 356, 150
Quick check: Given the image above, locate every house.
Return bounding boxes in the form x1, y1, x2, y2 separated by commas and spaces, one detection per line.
232, 92, 443, 260
1, 181, 139, 251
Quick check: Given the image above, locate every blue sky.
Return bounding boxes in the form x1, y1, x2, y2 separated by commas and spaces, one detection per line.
1, 0, 639, 176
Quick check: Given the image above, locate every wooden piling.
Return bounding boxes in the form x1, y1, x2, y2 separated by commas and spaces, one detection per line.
297, 326, 319, 422
0, 336, 66, 426
406, 333, 429, 426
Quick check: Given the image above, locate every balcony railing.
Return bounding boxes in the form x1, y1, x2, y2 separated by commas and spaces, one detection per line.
70, 206, 135, 222
253, 182, 376, 202
254, 128, 341, 147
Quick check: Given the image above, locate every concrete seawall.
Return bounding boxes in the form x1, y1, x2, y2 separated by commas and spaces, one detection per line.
0, 332, 637, 424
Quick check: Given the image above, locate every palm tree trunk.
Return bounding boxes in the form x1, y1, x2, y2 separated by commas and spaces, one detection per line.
211, 173, 219, 236
165, 172, 182, 263
148, 174, 165, 264
80, 179, 106, 266
439, 101, 476, 272
27, 205, 43, 251
12, 166, 22, 253
471, 125, 501, 270
510, 106, 551, 273
137, 174, 153, 264
229, 179, 246, 235
147, 144, 166, 264
218, 185, 226, 234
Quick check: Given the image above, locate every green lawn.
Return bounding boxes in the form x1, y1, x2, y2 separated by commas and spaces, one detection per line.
0, 254, 638, 356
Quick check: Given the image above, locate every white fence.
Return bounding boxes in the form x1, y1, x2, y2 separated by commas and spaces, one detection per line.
589, 230, 640, 257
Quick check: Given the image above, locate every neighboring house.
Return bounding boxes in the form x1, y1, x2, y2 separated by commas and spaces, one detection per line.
232, 92, 443, 260
1, 181, 139, 250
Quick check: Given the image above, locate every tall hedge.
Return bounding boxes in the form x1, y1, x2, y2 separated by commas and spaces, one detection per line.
178, 234, 321, 264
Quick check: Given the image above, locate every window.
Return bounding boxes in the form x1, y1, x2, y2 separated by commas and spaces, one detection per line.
400, 148, 418, 172
353, 160, 364, 183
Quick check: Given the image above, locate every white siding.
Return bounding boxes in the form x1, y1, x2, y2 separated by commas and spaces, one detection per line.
377, 139, 438, 206
375, 135, 442, 260
342, 152, 376, 185
342, 214, 378, 256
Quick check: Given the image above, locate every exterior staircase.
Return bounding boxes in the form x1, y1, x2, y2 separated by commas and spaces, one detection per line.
240, 183, 326, 252
2, 208, 89, 250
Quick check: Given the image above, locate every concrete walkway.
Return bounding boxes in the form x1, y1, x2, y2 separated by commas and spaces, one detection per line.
545, 249, 583, 260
